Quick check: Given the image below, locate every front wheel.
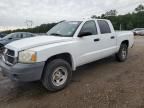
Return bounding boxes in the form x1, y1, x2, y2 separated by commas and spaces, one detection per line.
41, 59, 72, 91
116, 43, 128, 62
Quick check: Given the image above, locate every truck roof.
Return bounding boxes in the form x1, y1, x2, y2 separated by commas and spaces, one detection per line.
65, 18, 109, 22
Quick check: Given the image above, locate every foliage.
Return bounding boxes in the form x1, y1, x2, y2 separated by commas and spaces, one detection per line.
3, 23, 57, 34
105, 11, 144, 30
105, 10, 118, 16
135, 4, 144, 12
91, 4, 144, 30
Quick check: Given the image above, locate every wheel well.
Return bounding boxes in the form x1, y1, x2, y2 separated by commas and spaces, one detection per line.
45, 53, 72, 67
41, 53, 73, 79
121, 40, 129, 47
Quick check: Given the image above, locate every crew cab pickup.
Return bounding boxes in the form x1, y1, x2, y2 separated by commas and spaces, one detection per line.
0, 19, 134, 91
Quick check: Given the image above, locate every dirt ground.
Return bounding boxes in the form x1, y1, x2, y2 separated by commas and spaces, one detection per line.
0, 36, 144, 108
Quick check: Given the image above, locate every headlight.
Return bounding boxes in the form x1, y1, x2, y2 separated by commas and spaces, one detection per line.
18, 50, 37, 63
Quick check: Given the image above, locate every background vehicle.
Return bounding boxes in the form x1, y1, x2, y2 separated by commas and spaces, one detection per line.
133, 28, 144, 36
0, 19, 134, 91
0, 33, 7, 38
0, 32, 37, 52
139, 31, 144, 36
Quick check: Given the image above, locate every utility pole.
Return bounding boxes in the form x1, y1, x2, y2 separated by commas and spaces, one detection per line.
25, 20, 33, 28
119, 24, 122, 31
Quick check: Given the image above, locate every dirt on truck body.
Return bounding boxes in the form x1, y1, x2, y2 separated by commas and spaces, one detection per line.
0, 36, 144, 108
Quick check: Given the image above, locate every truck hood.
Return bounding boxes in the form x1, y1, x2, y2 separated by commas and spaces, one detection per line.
6, 35, 73, 51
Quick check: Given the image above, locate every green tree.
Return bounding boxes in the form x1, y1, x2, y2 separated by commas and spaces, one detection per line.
91, 15, 97, 19
135, 4, 144, 12
91, 4, 144, 30
105, 10, 118, 16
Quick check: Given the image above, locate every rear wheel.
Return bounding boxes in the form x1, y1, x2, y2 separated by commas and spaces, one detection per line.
116, 43, 128, 62
41, 59, 72, 91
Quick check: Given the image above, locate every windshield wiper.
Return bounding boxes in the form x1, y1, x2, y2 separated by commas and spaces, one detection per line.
49, 33, 63, 36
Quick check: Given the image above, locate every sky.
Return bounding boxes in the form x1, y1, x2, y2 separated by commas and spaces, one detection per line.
0, 0, 143, 31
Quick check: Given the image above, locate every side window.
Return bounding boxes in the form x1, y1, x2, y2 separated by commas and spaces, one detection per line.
23, 33, 29, 38
29, 34, 34, 37
20, 33, 23, 38
14, 34, 21, 38
98, 20, 111, 34
22, 33, 32, 38
80, 21, 97, 36
26, 33, 34, 38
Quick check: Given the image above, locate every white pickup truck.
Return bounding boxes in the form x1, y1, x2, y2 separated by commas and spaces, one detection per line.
0, 19, 134, 91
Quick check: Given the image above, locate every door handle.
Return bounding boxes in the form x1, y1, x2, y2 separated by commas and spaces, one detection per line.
111, 36, 115, 39
94, 38, 100, 42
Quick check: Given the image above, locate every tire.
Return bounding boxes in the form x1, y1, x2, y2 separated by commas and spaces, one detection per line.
41, 59, 72, 91
116, 43, 128, 62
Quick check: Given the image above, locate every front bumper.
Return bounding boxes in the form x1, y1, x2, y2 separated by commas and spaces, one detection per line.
0, 60, 45, 82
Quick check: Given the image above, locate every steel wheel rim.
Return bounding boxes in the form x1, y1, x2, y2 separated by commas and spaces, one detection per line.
122, 47, 127, 59
52, 66, 68, 86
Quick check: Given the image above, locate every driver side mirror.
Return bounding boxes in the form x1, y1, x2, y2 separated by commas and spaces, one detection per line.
78, 32, 92, 37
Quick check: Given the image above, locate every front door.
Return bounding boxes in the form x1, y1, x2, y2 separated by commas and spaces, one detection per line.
76, 20, 101, 66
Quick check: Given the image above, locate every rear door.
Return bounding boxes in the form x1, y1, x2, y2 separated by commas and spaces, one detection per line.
97, 20, 117, 56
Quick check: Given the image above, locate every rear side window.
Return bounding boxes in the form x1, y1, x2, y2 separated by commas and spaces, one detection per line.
80, 20, 97, 35
14, 33, 22, 38
98, 20, 111, 34
20, 34, 23, 38
22, 33, 28, 38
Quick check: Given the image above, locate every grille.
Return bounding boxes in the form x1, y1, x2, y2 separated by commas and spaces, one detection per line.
7, 49, 15, 56
0, 44, 4, 53
3, 49, 16, 65
0, 43, 4, 47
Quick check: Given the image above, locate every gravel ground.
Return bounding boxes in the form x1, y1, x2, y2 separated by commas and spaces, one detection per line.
0, 36, 144, 108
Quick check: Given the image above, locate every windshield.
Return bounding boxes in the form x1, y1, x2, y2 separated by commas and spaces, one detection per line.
47, 21, 82, 37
